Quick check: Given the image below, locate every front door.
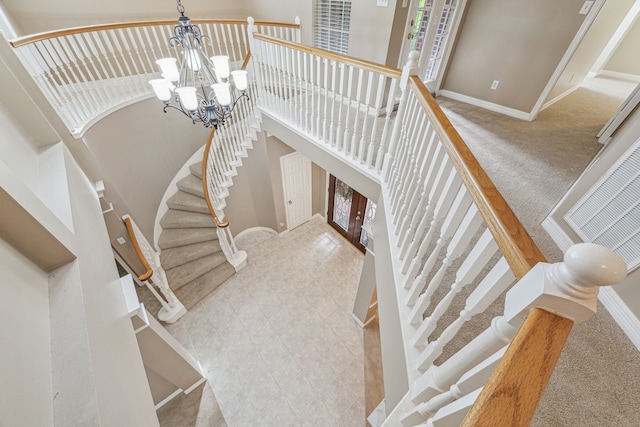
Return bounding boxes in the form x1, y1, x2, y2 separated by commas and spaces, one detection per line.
401, 0, 467, 92
327, 175, 376, 253
282, 152, 312, 230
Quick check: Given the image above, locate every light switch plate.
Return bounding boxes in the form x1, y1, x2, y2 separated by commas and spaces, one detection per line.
377, 0, 389, 7
579, 1, 594, 15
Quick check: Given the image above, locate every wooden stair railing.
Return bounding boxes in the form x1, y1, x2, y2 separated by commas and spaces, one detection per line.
9, 17, 300, 137
123, 215, 187, 323
247, 34, 628, 425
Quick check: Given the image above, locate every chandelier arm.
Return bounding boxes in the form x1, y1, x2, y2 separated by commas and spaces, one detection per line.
162, 103, 197, 124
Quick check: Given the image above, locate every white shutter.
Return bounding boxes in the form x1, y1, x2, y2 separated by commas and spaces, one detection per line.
564, 137, 640, 271
315, 0, 352, 55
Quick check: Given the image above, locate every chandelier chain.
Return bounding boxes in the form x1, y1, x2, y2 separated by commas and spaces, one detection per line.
176, 0, 185, 16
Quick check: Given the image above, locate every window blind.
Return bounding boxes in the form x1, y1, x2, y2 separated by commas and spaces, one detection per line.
315, 0, 352, 55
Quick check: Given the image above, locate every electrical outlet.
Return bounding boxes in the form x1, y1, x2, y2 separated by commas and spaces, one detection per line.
491, 80, 500, 90
579, 1, 594, 15
117, 237, 126, 245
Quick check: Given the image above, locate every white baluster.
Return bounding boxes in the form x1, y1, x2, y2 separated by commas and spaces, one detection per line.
396, 129, 438, 247
402, 163, 460, 278
328, 59, 338, 147
322, 57, 330, 143
349, 68, 364, 159
407, 204, 483, 325
335, 63, 346, 151
366, 74, 387, 169
411, 315, 519, 402
394, 118, 431, 231
416, 256, 513, 370
404, 183, 470, 299
402, 347, 507, 426
375, 78, 400, 172
411, 219, 494, 350
342, 65, 354, 155
382, 50, 420, 183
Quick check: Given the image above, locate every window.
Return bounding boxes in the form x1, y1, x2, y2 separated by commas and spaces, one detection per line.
315, 0, 352, 55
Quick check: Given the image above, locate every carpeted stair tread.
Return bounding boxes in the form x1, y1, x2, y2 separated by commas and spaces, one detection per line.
177, 174, 204, 197
160, 240, 222, 270
174, 262, 236, 309
189, 162, 203, 179
167, 190, 209, 214
166, 252, 228, 291
158, 227, 218, 250
160, 209, 216, 229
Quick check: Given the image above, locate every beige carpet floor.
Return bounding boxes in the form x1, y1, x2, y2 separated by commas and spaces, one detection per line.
437, 76, 640, 426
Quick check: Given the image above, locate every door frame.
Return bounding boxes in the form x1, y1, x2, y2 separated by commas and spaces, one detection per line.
327, 174, 368, 253
280, 151, 312, 231
398, 0, 469, 93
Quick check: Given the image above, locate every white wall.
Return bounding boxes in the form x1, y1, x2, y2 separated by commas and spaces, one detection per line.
0, 100, 39, 191
0, 239, 53, 427
603, 15, 640, 78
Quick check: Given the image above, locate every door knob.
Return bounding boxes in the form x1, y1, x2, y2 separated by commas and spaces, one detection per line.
356, 211, 361, 221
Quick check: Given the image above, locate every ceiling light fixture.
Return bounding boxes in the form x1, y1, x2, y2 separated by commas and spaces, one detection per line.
149, 0, 248, 128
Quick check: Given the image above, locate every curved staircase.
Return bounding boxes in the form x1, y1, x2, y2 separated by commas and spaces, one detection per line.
156, 162, 236, 310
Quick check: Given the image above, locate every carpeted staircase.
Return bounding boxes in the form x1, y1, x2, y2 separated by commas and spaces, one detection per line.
156, 161, 236, 310
137, 99, 260, 318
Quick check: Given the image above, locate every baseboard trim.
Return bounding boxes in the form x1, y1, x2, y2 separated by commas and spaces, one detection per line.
542, 85, 580, 111
154, 388, 183, 411
541, 216, 575, 252
234, 226, 278, 241
598, 287, 640, 352
437, 90, 531, 121
598, 70, 640, 83
184, 376, 207, 395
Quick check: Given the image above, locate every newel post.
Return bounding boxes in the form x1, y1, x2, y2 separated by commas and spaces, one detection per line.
382, 50, 420, 184
462, 243, 627, 426
294, 16, 301, 43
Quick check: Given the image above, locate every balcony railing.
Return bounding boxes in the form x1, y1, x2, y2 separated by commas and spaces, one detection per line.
10, 18, 300, 137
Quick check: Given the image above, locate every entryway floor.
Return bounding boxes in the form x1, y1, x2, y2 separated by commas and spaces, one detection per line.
162, 217, 366, 426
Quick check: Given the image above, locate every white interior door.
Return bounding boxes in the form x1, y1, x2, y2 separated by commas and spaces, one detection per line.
281, 152, 312, 230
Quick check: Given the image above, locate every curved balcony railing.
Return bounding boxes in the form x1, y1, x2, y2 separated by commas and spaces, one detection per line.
9, 18, 300, 137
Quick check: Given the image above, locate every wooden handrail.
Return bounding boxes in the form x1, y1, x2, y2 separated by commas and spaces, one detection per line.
123, 216, 153, 281
408, 76, 546, 279
10, 19, 301, 48
252, 33, 402, 79
202, 126, 229, 229
462, 309, 573, 426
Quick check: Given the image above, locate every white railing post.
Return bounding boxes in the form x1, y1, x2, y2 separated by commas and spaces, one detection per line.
382, 50, 420, 183
502, 243, 627, 327
216, 225, 248, 272
294, 16, 301, 43
406, 243, 627, 424
122, 215, 186, 323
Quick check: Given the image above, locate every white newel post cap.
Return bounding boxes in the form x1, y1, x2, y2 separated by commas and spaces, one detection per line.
400, 51, 421, 89
504, 243, 627, 325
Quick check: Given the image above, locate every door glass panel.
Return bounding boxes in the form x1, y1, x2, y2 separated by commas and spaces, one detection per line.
332, 177, 353, 231
410, 0, 433, 52
359, 199, 377, 247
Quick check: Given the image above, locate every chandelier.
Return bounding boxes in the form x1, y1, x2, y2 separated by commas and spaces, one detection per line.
149, 0, 249, 128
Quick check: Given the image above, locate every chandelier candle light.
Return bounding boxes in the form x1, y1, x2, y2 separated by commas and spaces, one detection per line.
149, 0, 249, 128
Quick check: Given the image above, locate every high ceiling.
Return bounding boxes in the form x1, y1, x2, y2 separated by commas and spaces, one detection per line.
1, 0, 249, 35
